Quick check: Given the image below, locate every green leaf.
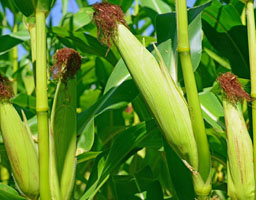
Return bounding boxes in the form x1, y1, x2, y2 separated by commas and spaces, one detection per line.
81, 120, 159, 199
163, 140, 195, 200
62, 7, 94, 31
199, 92, 225, 131
0, 183, 26, 200
202, 0, 249, 78
78, 79, 138, 136
207, 129, 227, 166
140, 0, 171, 27
37, 0, 56, 12
195, 51, 218, 91
0, 143, 10, 170
51, 27, 118, 65
95, 57, 113, 87
104, 59, 130, 93
156, 2, 211, 73
112, 167, 163, 200
12, 0, 35, 16
108, 0, 134, 12
0, 30, 30, 56
0, 0, 19, 14
77, 151, 102, 164
10, 93, 36, 110
77, 119, 95, 152
141, 0, 171, 14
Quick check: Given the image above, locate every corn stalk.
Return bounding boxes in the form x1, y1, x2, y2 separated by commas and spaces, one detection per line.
245, 0, 256, 183
175, 0, 211, 197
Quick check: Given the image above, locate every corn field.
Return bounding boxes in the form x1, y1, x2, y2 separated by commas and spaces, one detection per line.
0, 0, 255, 199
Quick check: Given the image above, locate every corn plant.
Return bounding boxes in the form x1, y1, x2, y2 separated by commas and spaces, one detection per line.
0, 0, 256, 199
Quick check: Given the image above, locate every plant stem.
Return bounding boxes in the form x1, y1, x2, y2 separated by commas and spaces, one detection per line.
27, 17, 36, 85
12, 20, 18, 94
246, 0, 256, 184
36, 11, 50, 200
175, 0, 211, 189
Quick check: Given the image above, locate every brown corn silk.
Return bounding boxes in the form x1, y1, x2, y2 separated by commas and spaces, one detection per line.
93, 2, 127, 47
0, 74, 13, 100
50, 48, 81, 80
218, 72, 255, 199
218, 72, 251, 103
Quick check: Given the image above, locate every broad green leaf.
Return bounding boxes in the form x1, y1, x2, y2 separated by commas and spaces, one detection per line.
101, 120, 158, 181
77, 118, 95, 152
0, 0, 19, 14
0, 143, 10, 170
195, 51, 218, 91
156, 2, 211, 74
62, 7, 94, 31
77, 151, 101, 164
104, 59, 130, 93
207, 128, 227, 166
51, 27, 118, 65
128, 148, 173, 198
0, 30, 30, 56
95, 109, 125, 145
78, 79, 138, 136
10, 93, 36, 110
0, 183, 26, 200
112, 167, 163, 200
37, 0, 56, 12
199, 92, 225, 131
140, 0, 171, 27
202, 0, 249, 78
108, 0, 134, 12
163, 140, 195, 200
141, 0, 171, 14
81, 120, 159, 199
12, 0, 35, 16
95, 57, 113, 87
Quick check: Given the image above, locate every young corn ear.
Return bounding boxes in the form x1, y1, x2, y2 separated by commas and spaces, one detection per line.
50, 48, 81, 200
93, 2, 199, 175
0, 75, 39, 199
219, 73, 255, 200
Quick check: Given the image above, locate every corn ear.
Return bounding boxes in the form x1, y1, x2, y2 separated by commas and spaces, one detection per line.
51, 76, 77, 200
114, 23, 198, 171
223, 99, 255, 200
50, 48, 81, 200
0, 102, 39, 199
49, 124, 61, 200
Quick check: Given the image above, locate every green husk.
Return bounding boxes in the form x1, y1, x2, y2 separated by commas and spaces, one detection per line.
50, 48, 80, 200
218, 72, 255, 199
114, 23, 198, 170
0, 102, 39, 199
51, 79, 77, 200
223, 100, 255, 200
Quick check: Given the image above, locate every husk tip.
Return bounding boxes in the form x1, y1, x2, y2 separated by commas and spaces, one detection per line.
217, 72, 251, 103
93, 2, 127, 47
50, 48, 82, 81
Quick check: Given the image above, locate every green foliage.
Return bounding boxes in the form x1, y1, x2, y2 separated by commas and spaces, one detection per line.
0, 0, 253, 199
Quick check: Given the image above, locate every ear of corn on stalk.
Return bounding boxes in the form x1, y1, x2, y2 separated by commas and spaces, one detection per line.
219, 72, 255, 200
50, 48, 81, 200
0, 75, 39, 199
93, 2, 200, 184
